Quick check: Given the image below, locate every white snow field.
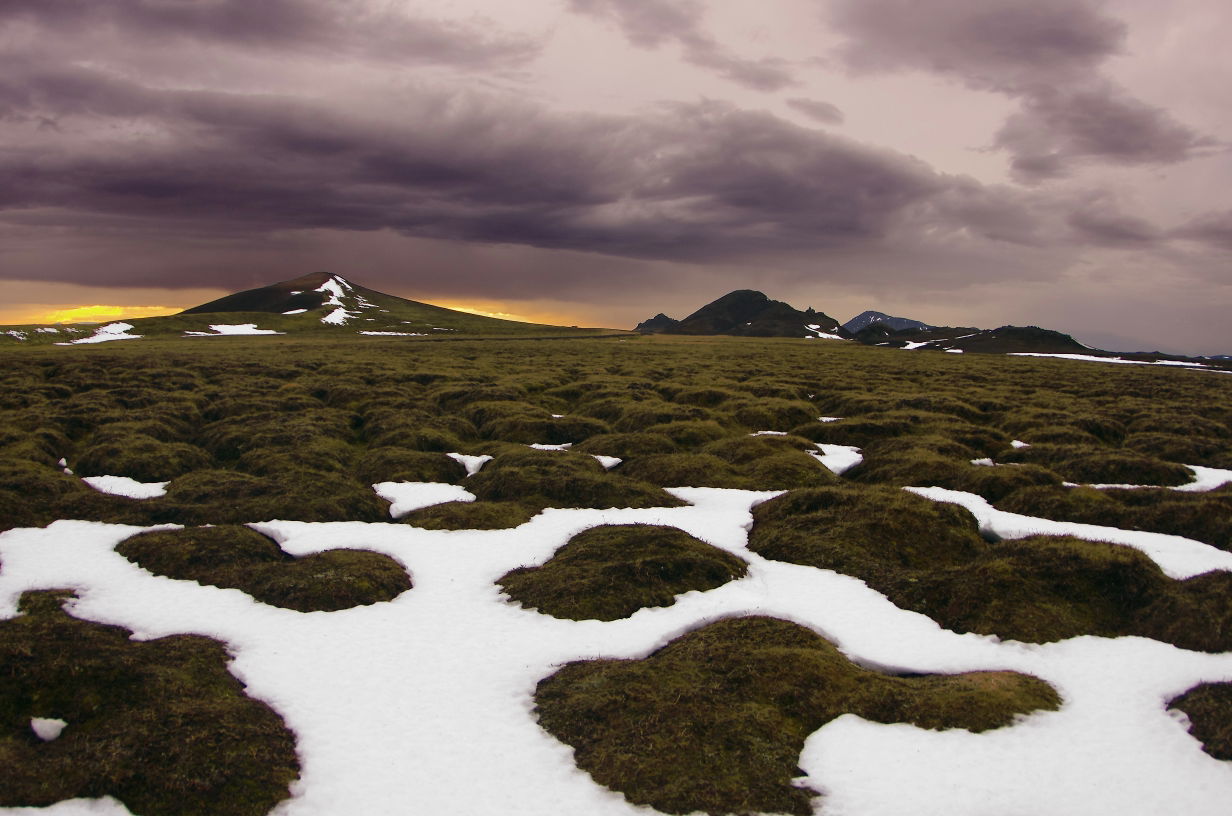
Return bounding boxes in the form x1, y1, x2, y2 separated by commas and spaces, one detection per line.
2, 489, 1232, 816
79, 476, 169, 500
54, 323, 142, 345
184, 324, 284, 336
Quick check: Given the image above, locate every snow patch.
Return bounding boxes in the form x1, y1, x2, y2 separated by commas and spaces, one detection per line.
81, 476, 169, 500
446, 453, 494, 477
591, 455, 622, 470
30, 717, 68, 742
57, 323, 142, 345
358, 331, 427, 337
1009, 353, 1210, 369
184, 324, 283, 337
529, 443, 572, 451
907, 486, 1232, 579
373, 482, 476, 519
282, 309, 308, 315
808, 444, 864, 475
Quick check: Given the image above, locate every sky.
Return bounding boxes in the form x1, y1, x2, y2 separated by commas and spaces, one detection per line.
0, 0, 1229, 353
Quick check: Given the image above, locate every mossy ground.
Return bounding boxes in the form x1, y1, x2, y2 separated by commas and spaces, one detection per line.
2, 333, 1231, 811
535, 616, 1060, 815
499, 524, 748, 620
0, 590, 299, 815
1169, 683, 1232, 761
750, 487, 1232, 650
117, 525, 412, 612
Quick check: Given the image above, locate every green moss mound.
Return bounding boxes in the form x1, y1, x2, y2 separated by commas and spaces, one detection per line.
499, 524, 748, 621
117, 526, 411, 612
0, 590, 299, 815
400, 500, 540, 530
997, 486, 1232, 551
750, 489, 1232, 649
355, 449, 467, 485
465, 449, 685, 512
535, 616, 1059, 815
749, 486, 988, 580
152, 469, 389, 525
1168, 683, 1232, 761
999, 443, 1191, 486
75, 435, 211, 482
574, 432, 679, 458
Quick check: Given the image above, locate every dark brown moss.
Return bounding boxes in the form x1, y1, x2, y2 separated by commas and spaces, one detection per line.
355, 448, 468, 485
1168, 683, 1232, 761
997, 486, 1232, 551
535, 616, 1059, 816
0, 590, 299, 816
751, 488, 1232, 650
74, 435, 211, 482
999, 443, 1192, 486
117, 525, 411, 611
499, 524, 747, 620
399, 500, 540, 530
466, 449, 685, 511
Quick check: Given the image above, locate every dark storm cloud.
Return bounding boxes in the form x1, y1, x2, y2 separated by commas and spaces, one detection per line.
995, 83, 1216, 183
568, 0, 796, 91
1177, 210, 1232, 251
785, 98, 844, 125
0, 54, 956, 275
826, 0, 1210, 180
0, 0, 537, 67
1066, 209, 1162, 247
829, 0, 1124, 88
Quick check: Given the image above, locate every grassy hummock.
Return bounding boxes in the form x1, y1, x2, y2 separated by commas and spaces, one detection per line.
1168, 682, 1232, 761
499, 524, 748, 620
535, 616, 1059, 815
0, 590, 300, 815
117, 525, 411, 612
750, 487, 1232, 650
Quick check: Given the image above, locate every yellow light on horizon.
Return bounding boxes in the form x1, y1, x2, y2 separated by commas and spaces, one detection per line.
34, 305, 183, 324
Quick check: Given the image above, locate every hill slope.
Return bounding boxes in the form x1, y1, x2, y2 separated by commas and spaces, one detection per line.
641, 290, 848, 339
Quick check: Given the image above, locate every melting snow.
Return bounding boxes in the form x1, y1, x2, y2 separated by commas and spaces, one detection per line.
184, 324, 283, 337
901, 341, 932, 350
819, 417, 842, 423
446, 453, 494, 477
1064, 465, 1232, 493
751, 431, 788, 436
283, 309, 308, 315
808, 443, 864, 475
1012, 440, 1031, 449
3, 489, 1232, 815
321, 308, 356, 326
372, 482, 476, 519
30, 717, 68, 742
529, 443, 572, 451
591, 455, 622, 470
804, 324, 847, 340
907, 486, 1232, 579
56, 323, 142, 345
80, 476, 169, 500
1009, 353, 1210, 369
359, 331, 427, 337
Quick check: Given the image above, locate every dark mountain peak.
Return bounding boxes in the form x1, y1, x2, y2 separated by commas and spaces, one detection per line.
844, 310, 932, 334
635, 313, 680, 334
181, 271, 352, 315
666, 290, 846, 338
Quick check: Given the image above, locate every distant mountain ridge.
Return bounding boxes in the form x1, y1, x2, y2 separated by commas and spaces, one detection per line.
641, 290, 848, 339
843, 310, 933, 334
633, 289, 1227, 362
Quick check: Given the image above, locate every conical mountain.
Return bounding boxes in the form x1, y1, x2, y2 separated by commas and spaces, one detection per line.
662, 290, 848, 338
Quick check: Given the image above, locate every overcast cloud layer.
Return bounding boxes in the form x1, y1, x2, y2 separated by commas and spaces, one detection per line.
1, 0, 1229, 353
